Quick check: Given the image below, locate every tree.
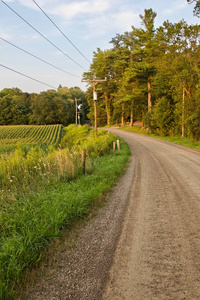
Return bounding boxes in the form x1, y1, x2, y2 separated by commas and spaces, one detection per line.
187, 0, 200, 17
125, 8, 158, 123
0, 96, 13, 125
11, 95, 29, 124
151, 97, 174, 136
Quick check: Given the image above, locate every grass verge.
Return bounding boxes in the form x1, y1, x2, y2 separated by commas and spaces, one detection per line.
120, 126, 200, 151
0, 139, 130, 300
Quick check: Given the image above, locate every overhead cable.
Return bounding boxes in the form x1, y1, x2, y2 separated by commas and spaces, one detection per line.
0, 63, 57, 89
1, 0, 87, 71
0, 37, 81, 78
32, 0, 92, 64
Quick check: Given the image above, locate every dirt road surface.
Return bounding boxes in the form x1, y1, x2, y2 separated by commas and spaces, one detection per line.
103, 128, 200, 300
21, 129, 200, 300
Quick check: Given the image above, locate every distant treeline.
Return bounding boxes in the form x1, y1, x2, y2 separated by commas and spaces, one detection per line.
0, 86, 89, 126
83, 9, 200, 140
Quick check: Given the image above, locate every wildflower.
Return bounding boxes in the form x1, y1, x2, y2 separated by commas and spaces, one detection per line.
34, 166, 37, 169
10, 179, 13, 182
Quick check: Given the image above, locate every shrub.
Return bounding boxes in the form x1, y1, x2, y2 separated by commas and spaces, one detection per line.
60, 124, 90, 148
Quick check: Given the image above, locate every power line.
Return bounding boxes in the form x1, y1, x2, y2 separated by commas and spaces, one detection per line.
32, 0, 92, 65
1, 0, 87, 71
0, 63, 57, 89
0, 37, 81, 79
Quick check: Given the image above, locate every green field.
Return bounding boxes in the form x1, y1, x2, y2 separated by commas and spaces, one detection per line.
0, 124, 63, 148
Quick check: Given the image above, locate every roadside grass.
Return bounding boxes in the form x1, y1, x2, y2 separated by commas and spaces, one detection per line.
0, 144, 17, 155
0, 138, 130, 300
120, 126, 200, 151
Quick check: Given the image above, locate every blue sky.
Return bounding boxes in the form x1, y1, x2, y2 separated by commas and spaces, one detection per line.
0, 0, 198, 93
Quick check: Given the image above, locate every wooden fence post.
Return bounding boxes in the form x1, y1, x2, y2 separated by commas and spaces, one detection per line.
117, 139, 120, 151
82, 149, 86, 174
113, 141, 116, 152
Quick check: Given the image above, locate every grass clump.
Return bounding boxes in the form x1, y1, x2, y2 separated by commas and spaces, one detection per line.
0, 125, 130, 300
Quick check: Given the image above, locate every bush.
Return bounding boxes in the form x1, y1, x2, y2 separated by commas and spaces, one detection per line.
60, 124, 90, 148
185, 103, 200, 141
82, 131, 115, 158
151, 97, 174, 136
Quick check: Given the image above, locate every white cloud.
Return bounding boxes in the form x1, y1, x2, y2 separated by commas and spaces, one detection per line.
81, 10, 139, 40
0, 31, 13, 40
0, 24, 19, 41
161, 0, 188, 17
111, 11, 140, 31
51, 0, 111, 20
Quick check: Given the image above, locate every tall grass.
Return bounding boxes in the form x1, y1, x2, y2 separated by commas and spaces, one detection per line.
0, 146, 82, 198
0, 126, 130, 300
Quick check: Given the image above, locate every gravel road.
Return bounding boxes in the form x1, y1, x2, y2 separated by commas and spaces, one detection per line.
21, 129, 200, 300
104, 128, 200, 300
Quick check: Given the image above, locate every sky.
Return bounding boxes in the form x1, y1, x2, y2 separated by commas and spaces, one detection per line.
0, 0, 198, 93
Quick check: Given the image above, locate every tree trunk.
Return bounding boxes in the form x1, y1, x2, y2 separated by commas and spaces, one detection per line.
148, 78, 152, 113
94, 100, 97, 137
182, 87, 185, 138
105, 93, 111, 126
130, 99, 134, 127
121, 102, 125, 126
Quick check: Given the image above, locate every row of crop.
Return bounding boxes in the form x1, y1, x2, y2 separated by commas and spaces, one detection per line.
25, 126, 48, 144
18, 125, 59, 144
52, 124, 63, 145
0, 125, 63, 146
41, 125, 55, 144
0, 126, 31, 139
26, 125, 62, 145
23, 126, 43, 144
0, 126, 34, 142
49, 125, 62, 144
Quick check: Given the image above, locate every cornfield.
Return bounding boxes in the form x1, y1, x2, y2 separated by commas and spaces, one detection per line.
0, 124, 63, 146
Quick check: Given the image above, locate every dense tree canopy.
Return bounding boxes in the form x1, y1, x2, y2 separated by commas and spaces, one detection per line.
0, 86, 88, 126
83, 9, 200, 140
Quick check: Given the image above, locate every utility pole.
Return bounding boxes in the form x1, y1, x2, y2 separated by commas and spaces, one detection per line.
73, 98, 81, 125
78, 111, 81, 125
81, 77, 107, 136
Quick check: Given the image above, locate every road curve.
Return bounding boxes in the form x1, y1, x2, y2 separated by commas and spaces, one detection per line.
103, 128, 200, 300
